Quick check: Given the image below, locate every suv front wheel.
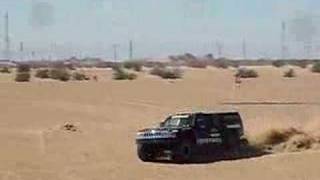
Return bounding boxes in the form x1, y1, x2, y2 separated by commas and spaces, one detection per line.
173, 141, 195, 163
137, 144, 154, 162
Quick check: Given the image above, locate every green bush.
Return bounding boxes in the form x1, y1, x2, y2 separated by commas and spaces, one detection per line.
49, 68, 71, 81
0, 67, 11, 73
272, 60, 286, 68
311, 62, 320, 73
123, 61, 143, 72
15, 72, 31, 82
72, 72, 90, 81
235, 68, 259, 78
113, 68, 137, 80
17, 64, 31, 73
284, 69, 296, 78
35, 69, 50, 79
150, 67, 183, 79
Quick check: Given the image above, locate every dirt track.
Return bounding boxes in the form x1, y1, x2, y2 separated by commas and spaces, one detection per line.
0, 66, 320, 180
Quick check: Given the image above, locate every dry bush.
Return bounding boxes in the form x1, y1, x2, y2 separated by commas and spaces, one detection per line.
50, 68, 71, 81
284, 69, 296, 78
212, 59, 229, 69
15, 64, 31, 82
185, 60, 207, 68
113, 68, 137, 80
52, 62, 75, 70
294, 60, 309, 68
235, 68, 258, 78
72, 72, 90, 81
17, 64, 31, 73
150, 67, 183, 79
272, 60, 286, 68
311, 62, 320, 73
35, 69, 50, 79
123, 61, 143, 72
15, 72, 31, 82
0, 67, 11, 73
229, 61, 240, 68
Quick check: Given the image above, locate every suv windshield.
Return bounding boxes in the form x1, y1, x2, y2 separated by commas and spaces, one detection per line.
163, 115, 192, 127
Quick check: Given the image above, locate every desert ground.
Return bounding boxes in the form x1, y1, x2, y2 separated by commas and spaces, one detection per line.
1, 66, 320, 180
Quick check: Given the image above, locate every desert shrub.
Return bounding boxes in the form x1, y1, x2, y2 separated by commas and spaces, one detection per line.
35, 69, 50, 79
17, 64, 31, 73
185, 60, 207, 68
272, 60, 286, 68
52, 62, 75, 70
150, 67, 183, 79
213, 59, 229, 69
123, 61, 143, 72
235, 68, 258, 78
142, 61, 167, 68
49, 68, 71, 81
113, 68, 137, 80
0, 67, 11, 73
15, 72, 31, 82
284, 69, 296, 78
311, 62, 320, 73
72, 72, 90, 81
294, 60, 308, 68
205, 53, 214, 59
229, 61, 240, 68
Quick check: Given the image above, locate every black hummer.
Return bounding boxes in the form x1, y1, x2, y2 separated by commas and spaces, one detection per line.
136, 112, 247, 162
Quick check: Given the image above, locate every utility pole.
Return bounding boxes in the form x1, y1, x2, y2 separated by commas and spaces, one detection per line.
281, 21, 287, 59
31, 51, 35, 60
19, 41, 24, 61
242, 39, 247, 59
216, 41, 223, 58
4, 12, 10, 60
113, 44, 119, 61
129, 40, 133, 60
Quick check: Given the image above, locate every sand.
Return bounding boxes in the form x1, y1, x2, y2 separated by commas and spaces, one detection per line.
0, 66, 320, 180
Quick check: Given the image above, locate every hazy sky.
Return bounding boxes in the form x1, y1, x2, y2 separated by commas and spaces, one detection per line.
0, 0, 320, 60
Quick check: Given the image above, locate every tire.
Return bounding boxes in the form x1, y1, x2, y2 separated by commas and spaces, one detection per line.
240, 138, 249, 147
137, 144, 154, 162
173, 141, 195, 163
224, 132, 240, 149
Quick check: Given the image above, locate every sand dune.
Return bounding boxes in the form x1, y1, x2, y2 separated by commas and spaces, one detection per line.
0, 66, 320, 179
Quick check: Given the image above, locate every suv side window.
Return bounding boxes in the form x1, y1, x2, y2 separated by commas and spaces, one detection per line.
195, 114, 213, 130
211, 115, 222, 129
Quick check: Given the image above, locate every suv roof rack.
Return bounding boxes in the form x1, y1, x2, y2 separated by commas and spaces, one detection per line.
175, 108, 239, 115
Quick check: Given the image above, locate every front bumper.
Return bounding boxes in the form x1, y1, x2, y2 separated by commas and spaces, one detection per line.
136, 138, 179, 145
136, 138, 180, 159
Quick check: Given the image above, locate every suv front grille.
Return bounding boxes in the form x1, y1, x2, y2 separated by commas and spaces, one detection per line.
136, 131, 176, 140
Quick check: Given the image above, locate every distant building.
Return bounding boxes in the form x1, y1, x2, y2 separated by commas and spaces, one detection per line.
0, 60, 17, 68
65, 57, 105, 67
